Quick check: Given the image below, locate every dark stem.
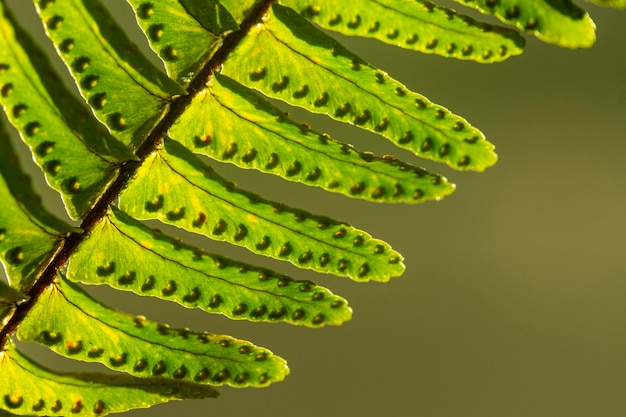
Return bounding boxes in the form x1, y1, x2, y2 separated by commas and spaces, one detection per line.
0, 0, 275, 347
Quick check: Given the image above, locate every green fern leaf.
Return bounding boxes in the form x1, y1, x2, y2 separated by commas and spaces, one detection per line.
118, 137, 405, 281
68, 207, 352, 327
585, 0, 626, 8
216, 0, 261, 23
0, 120, 72, 292
125, 0, 238, 85
17, 274, 289, 387
0, 339, 217, 416
222, 4, 497, 171
34, 0, 185, 149
2, 0, 618, 414
280, 0, 526, 62
170, 73, 455, 204
452, 0, 597, 48
0, 7, 132, 219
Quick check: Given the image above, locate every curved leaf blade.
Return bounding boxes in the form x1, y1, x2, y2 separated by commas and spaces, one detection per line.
452, 0, 596, 48
17, 275, 289, 388
170, 73, 455, 204
0, 340, 218, 416
222, 4, 497, 172
34, 0, 185, 149
0, 120, 71, 292
217, 0, 260, 23
126, 0, 238, 85
584, 0, 626, 8
0, 4, 127, 219
68, 207, 352, 327
280, 0, 525, 62
119, 137, 405, 282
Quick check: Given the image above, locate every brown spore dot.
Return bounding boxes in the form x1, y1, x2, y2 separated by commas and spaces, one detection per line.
312, 314, 325, 325
138, 3, 154, 19
141, 276, 155, 292
133, 359, 148, 372
7, 247, 24, 265
60, 38, 74, 53
312, 291, 325, 301
152, 361, 166, 375
110, 353, 127, 367
298, 251, 312, 264
212, 219, 227, 235
233, 303, 248, 315
47, 15, 64, 29
71, 400, 83, 413
250, 305, 267, 318
118, 271, 135, 286
88, 347, 104, 358
25, 121, 40, 136
94, 400, 106, 415
174, 366, 187, 379
72, 56, 90, 73
4, 394, 23, 409
338, 259, 350, 271
210, 294, 223, 308
213, 370, 230, 383
66, 340, 83, 354
183, 287, 200, 303
51, 400, 62, 412
234, 224, 248, 241
12, 103, 27, 118
32, 399, 45, 411
269, 308, 286, 320
279, 243, 292, 257
195, 369, 210, 382
291, 309, 305, 321
161, 280, 177, 296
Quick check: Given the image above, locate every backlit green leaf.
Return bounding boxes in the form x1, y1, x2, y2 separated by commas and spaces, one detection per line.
222, 4, 497, 171
34, 0, 185, 149
0, 119, 71, 292
18, 275, 289, 388
119, 137, 405, 282
68, 207, 352, 327
585, 0, 626, 8
0, 339, 218, 416
280, 0, 525, 62
126, 0, 238, 86
0, 4, 130, 219
217, 0, 260, 24
452, 0, 596, 48
170, 73, 455, 204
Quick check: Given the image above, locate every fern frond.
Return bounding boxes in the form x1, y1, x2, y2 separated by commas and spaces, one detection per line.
0, 0, 619, 414
0, 6, 130, 219
452, 0, 597, 48
0, 119, 71, 293
68, 207, 352, 327
280, 0, 526, 62
125, 0, 238, 85
17, 274, 289, 387
222, 4, 497, 171
170, 73, 455, 204
585, 0, 626, 8
118, 137, 405, 281
0, 339, 218, 416
35, 0, 185, 149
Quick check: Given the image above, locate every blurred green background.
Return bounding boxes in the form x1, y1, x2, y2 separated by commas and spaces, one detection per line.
4, 1, 626, 416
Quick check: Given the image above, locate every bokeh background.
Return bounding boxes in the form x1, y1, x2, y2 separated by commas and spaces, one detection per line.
3, 1, 626, 416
